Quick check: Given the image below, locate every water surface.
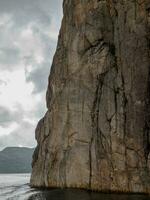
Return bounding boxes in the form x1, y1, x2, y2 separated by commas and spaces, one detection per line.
0, 174, 149, 200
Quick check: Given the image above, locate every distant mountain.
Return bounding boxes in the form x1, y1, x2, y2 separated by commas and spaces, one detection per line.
0, 147, 34, 173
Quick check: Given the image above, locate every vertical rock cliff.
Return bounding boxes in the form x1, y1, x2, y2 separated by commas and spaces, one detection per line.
31, 0, 150, 193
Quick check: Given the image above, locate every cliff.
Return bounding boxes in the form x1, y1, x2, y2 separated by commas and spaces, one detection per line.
31, 0, 150, 193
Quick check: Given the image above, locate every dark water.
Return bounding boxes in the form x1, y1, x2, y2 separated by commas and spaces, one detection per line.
28, 189, 150, 200
0, 174, 149, 200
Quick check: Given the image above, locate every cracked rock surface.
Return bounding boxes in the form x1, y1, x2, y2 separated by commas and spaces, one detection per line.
31, 0, 150, 193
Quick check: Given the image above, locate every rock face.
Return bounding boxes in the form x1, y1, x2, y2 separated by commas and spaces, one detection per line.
31, 0, 150, 193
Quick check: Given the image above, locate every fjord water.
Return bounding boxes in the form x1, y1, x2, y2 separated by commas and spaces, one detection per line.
0, 174, 149, 200
0, 174, 37, 200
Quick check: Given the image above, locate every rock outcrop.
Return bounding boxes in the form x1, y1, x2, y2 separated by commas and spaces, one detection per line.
31, 0, 150, 193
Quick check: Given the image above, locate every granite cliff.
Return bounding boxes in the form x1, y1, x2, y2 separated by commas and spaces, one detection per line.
31, 0, 150, 193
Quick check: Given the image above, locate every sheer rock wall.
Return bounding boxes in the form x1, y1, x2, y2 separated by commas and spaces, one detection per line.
31, 0, 150, 193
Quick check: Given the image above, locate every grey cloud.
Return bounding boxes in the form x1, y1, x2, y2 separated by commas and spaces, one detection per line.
0, 47, 20, 69
0, 80, 7, 86
29, 22, 57, 60
23, 55, 35, 66
0, 106, 23, 127
0, 0, 63, 28
35, 101, 47, 119
25, 62, 50, 94
0, 0, 63, 149
0, 120, 36, 150
0, 0, 62, 13
0, 0, 63, 71
23, 24, 57, 94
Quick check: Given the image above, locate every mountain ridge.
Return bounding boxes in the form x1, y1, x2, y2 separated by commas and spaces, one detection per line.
0, 146, 34, 173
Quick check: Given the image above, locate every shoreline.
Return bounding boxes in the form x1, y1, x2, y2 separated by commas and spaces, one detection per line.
30, 185, 150, 196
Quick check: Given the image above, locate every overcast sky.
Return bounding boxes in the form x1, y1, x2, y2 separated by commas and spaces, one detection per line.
0, 0, 63, 150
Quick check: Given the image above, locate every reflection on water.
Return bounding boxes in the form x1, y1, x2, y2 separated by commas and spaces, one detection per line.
0, 174, 149, 200
28, 189, 150, 200
0, 174, 36, 200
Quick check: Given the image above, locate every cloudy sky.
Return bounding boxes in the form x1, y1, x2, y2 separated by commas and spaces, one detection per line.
0, 0, 63, 150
